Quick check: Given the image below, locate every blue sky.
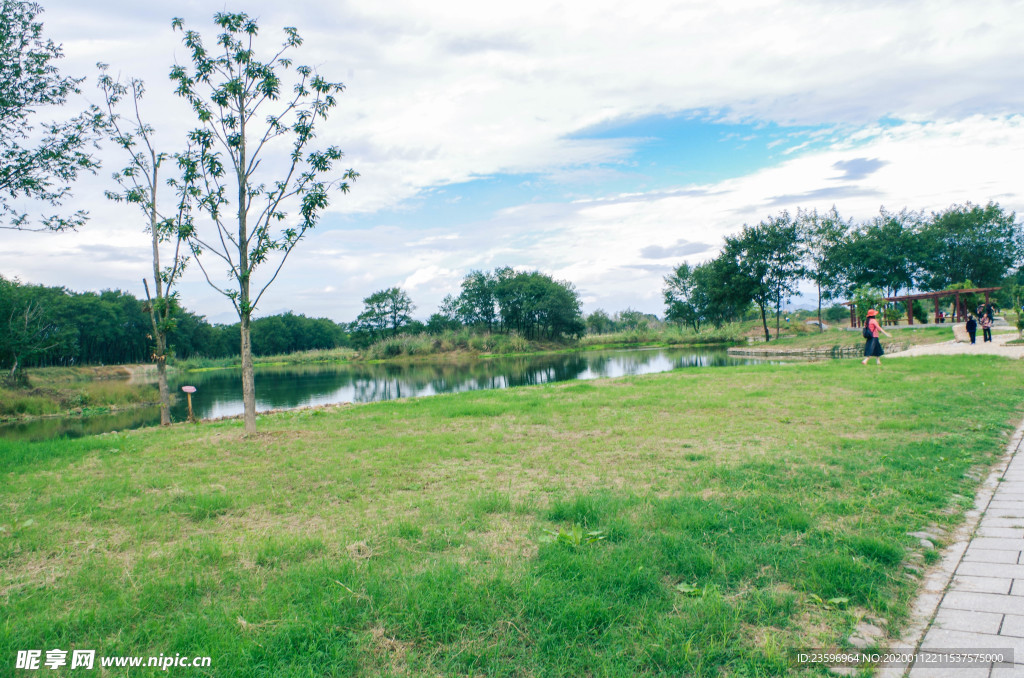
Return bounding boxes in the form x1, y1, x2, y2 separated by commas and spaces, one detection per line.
3, 0, 1024, 323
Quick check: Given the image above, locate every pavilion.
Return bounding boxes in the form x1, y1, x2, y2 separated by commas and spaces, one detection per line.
845, 287, 1001, 327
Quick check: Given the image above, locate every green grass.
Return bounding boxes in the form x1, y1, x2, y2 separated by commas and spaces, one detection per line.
580, 324, 744, 349
2, 355, 1023, 675
745, 325, 956, 351
0, 366, 158, 421
174, 347, 357, 371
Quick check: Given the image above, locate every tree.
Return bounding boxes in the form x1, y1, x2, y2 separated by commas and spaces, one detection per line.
170, 13, 357, 434
356, 287, 413, 339
850, 285, 885, 324
843, 207, 923, 298
0, 276, 62, 381
615, 308, 650, 331
798, 206, 850, 331
455, 270, 497, 329
723, 212, 804, 341
918, 202, 1023, 290
585, 309, 613, 335
663, 262, 706, 332
426, 294, 461, 334
695, 256, 751, 328
98, 66, 194, 425
0, 0, 103, 231
491, 268, 584, 339
382, 287, 414, 336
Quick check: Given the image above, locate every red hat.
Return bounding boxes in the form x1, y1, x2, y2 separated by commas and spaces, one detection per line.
866, 309, 878, 317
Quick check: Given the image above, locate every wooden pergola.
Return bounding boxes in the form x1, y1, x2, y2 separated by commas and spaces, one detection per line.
845, 287, 1001, 327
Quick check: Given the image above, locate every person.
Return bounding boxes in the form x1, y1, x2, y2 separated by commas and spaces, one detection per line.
966, 314, 977, 344
980, 313, 993, 342
861, 309, 892, 365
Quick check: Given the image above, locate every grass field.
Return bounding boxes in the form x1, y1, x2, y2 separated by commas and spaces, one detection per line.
3, 355, 1023, 676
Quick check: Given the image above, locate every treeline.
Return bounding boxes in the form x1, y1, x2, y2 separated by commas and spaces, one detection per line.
0, 276, 347, 371
664, 202, 1024, 340
0, 266, 586, 371
348, 267, 584, 345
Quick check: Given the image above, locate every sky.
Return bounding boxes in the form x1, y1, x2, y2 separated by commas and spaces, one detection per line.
3, 0, 1024, 324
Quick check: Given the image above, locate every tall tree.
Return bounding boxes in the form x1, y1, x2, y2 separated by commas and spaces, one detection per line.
663, 262, 705, 332
356, 287, 413, 339
723, 212, 803, 341
0, 0, 103, 231
98, 66, 194, 425
0, 276, 62, 380
170, 13, 357, 434
696, 255, 751, 328
843, 207, 923, 298
455, 270, 497, 330
918, 202, 1023, 290
798, 206, 850, 330
382, 287, 414, 336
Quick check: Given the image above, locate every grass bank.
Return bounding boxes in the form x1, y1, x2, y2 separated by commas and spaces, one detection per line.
736, 325, 958, 353
3, 355, 1023, 675
174, 347, 358, 371
0, 365, 158, 422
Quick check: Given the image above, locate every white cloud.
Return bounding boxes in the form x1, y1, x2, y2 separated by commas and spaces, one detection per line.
4, 1, 1023, 324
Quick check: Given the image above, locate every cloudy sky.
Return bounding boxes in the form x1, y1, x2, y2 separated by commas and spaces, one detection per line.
4, 0, 1024, 323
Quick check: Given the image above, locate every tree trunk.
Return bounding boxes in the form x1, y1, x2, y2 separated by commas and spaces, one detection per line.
240, 313, 257, 435
155, 333, 171, 426
816, 281, 823, 332
759, 304, 770, 342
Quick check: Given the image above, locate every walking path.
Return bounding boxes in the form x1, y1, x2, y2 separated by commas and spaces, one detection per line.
889, 331, 1024, 360
878, 331, 1024, 676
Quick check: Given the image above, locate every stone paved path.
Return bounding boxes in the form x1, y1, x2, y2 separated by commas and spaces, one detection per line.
902, 428, 1024, 677
889, 331, 1024, 359
880, 332, 1024, 676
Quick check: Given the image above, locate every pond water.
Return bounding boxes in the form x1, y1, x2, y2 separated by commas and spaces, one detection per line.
2, 346, 781, 442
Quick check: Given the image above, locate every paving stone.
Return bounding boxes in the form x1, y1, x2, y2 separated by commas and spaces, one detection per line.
933, 608, 1003, 634
953, 574, 1014, 594
1011, 580, 1024, 597
981, 527, 1024, 539
990, 501, 1024, 510
908, 667, 993, 677
968, 537, 1024, 551
1002, 615, 1024, 638
985, 494, 1024, 503
978, 522, 1024, 532
964, 548, 1023, 564
985, 509, 1024, 519
943, 591, 1024, 615
960, 562, 1024, 580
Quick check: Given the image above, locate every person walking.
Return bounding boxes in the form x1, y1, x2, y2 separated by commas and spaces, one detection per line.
966, 314, 978, 344
981, 313, 993, 342
861, 309, 892, 365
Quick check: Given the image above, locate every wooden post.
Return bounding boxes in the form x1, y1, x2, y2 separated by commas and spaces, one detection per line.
907, 301, 914, 325
181, 385, 197, 423
955, 292, 962, 322
933, 297, 941, 323
850, 304, 857, 328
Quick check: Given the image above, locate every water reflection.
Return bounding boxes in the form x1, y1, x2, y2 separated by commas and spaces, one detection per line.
2, 347, 776, 441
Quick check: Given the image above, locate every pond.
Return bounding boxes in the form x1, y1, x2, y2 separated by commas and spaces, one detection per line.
1, 346, 782, 442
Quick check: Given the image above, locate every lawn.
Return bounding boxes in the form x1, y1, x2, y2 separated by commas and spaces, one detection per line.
3, 355, 1023, 676
744, 324, 958, 351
